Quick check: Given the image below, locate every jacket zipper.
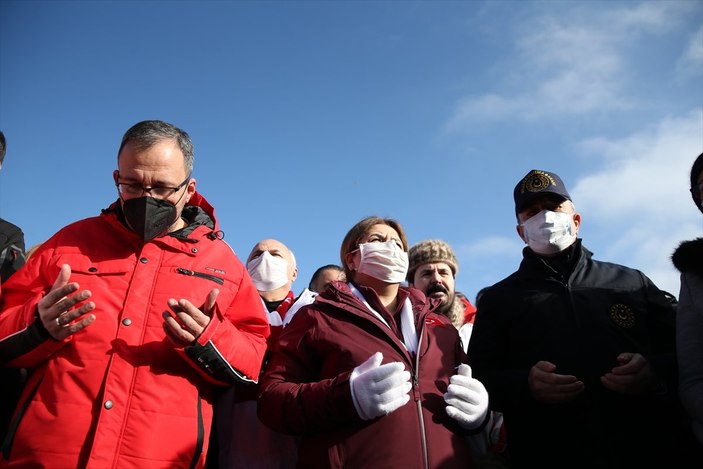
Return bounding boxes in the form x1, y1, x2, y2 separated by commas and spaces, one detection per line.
413, 322, 429, 469
2, 375, 43, 460
326, 293, 430, 466
188, 394, 204, 469
176, 267, 224, 285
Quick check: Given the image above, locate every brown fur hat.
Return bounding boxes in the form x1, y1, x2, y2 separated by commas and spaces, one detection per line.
407, 239, 458, 281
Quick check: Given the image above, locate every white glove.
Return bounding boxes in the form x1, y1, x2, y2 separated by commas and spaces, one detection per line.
444, 364, 489, 430
349, 352, 412, 420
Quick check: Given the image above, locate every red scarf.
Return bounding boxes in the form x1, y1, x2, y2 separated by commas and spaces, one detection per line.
267, 290, 295, 351
275, 290, 295, 321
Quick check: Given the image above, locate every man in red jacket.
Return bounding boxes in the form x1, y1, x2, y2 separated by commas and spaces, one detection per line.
0, 120, 269, 469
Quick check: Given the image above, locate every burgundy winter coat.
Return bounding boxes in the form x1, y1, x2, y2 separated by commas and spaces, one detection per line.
258, 281, 476, 468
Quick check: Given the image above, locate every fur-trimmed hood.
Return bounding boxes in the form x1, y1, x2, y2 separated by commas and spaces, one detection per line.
672, 238, 703, 275
444, 296, 466, 330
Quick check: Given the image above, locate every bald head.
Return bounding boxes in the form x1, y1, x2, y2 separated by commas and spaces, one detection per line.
246, 239, 298, 301
247, 239, 296, 267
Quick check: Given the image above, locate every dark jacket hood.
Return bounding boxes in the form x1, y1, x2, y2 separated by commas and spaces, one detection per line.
672, 237, 703, 275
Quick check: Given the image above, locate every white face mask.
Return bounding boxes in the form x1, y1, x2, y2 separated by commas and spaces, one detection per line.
247, 251, 290, 292
356, 240, 409, 283
521, 210, 576, 255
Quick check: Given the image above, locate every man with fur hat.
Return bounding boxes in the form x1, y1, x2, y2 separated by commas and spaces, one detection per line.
407, 239, 476, 330
468, 169, 683, 469
407, 240, 508, 466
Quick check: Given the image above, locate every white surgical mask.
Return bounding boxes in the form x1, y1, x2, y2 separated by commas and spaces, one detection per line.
247, 251, 290, 292
356, 240, 409, 283
521, 210, 576, 255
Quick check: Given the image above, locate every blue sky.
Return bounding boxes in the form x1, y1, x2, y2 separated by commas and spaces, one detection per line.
1, 0, 702, 301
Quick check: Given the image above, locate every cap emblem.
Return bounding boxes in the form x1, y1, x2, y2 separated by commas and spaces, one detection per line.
522, 170, 557, 194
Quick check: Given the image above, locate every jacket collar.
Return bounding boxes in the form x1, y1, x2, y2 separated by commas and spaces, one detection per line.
316, 281, 440, 361
518, 239, 591, 281
103, 191, 219, 240
317, 281, 433, 324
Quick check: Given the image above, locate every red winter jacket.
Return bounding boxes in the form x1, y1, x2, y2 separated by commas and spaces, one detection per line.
0, 193, 269, 469
258, 281, 476, 468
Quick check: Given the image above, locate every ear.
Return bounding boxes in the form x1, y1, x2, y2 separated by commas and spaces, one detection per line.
572, 212, 581, 235
344, 251, 358, 271
291, 265, 298, 283
516, 224, 528, 244
185, 177, 196, 203
113, 170, 120, 185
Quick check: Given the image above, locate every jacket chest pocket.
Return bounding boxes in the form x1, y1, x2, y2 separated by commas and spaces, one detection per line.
175, 267, 225, 285
53, 254, 135, 291
147, 264, 237, 311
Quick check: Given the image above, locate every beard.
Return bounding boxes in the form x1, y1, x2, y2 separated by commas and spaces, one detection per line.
426, 284, 455, 314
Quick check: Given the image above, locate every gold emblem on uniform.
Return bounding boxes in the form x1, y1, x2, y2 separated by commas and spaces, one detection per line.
609, 304, 635, 328
521, 170, 557, 194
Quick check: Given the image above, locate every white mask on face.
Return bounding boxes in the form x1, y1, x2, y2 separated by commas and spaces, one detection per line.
521, 210, 577, 255
247, 251, 290, 292
356, 240, 409, 283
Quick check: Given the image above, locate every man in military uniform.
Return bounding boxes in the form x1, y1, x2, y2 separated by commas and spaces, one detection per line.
468, 169, 684, 468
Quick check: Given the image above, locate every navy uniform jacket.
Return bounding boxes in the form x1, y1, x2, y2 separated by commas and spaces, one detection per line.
468, 240, 681, 469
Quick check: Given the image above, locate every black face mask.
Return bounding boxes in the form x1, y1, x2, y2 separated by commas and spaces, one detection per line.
122, 196, 178, 241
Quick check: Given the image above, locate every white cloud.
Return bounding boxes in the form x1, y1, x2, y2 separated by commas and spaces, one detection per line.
676, 25, 703, 80
447, 94, 523, 130
571, 110, 703, 298
572, 110, 703, 221
445, 1, 695, 128
456, 235, 522, 257
612, 1, 690, 32
597, 221, 699, 296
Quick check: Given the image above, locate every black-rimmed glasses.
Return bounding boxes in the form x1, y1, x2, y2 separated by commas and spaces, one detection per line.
116, 174, 191, 200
